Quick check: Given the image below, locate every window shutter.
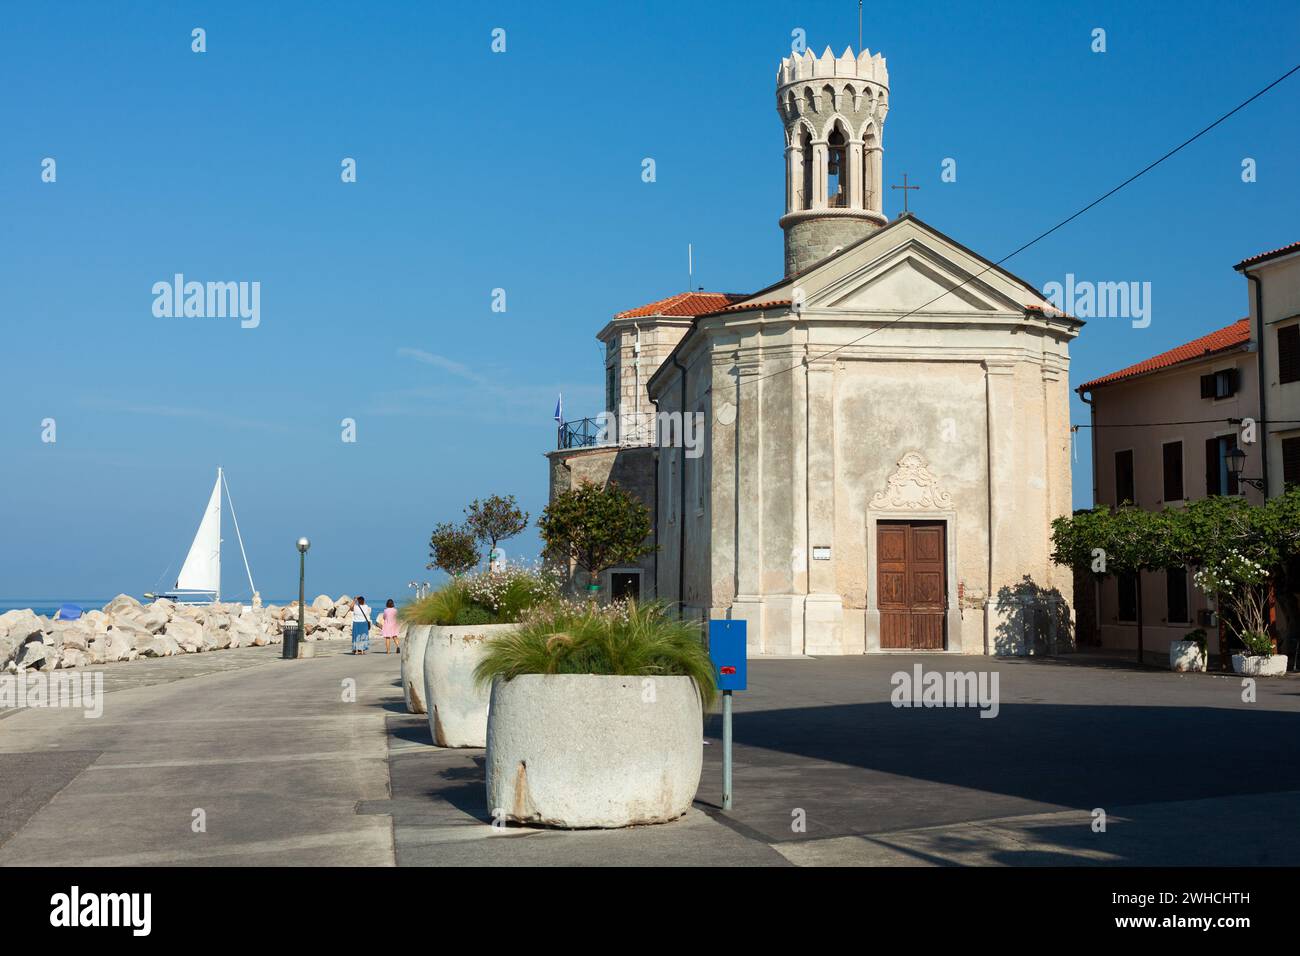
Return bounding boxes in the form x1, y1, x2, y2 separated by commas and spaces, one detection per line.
1205, 437, 1220, 496
1200, 373, 1215, 399
1225, 367, 1239, 396
1284, 436, 1300, 487
1278, 325, 1300, 385
1162, 441, 1183, 501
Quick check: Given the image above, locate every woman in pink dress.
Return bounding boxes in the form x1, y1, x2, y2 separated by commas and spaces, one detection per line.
381, 598, 400, 654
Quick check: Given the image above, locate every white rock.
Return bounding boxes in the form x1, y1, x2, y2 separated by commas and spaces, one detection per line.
165, 618, 204, 653
136, 635, 181, 658
0, 609, 46, 666
104, 594, 142, 616
15, 640, 49, 670
1169, 640, 1206, 673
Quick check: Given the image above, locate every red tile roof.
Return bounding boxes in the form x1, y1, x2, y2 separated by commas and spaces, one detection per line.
1077, 319, 1251, 392
698, 298, 793, 317
614, 291, 749, 319
1235, 241, 1300, 270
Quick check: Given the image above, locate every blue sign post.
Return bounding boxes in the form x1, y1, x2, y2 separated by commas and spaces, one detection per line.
708, 619, 747, 810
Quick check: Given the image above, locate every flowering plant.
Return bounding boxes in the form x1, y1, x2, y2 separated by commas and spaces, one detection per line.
1193, 550, 1271, 655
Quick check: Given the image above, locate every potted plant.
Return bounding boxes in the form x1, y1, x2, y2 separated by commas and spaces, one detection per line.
419, 566, 557, 747
1232, 630, 1287, 677
476, 601, 717, 829
1194, 551, 1287, 677
400, 522, 482, 714
1169, 628, 1207, 673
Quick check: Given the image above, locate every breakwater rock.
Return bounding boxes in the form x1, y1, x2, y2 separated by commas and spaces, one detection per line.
0, 594, 361, 671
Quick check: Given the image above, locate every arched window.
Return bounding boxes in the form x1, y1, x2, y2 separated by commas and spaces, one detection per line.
862, 131, 878, 211
800, 129, 814, 210
827, 128, 847, 208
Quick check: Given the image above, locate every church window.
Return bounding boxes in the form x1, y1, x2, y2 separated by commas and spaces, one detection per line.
605, 363, 617, 413
827, 129, 847, 208
800, 130, 813, 210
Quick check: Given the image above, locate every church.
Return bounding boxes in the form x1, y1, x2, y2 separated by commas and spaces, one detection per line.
549, 46, 1080, 656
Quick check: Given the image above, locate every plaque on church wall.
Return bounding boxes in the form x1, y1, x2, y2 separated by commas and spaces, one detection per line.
812, 546, 831, 561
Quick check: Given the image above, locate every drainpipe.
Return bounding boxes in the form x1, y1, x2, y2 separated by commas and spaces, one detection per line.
1079, 386, 1101, 647
1079, 388, 1098, 504
1246, 272, 1270, 498
672, 352, 689, 617
649, 393, 661, 601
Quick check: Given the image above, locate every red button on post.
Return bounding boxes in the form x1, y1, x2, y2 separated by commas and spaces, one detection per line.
720, 666, 736, 675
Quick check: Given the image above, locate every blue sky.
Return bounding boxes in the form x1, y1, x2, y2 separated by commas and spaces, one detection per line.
2, 0, 1297, 603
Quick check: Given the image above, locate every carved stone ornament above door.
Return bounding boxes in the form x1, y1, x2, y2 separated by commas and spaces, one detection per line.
869, 452, 953, 510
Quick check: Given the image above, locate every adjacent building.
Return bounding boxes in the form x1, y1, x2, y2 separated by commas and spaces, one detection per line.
1078, 239, 1299, 663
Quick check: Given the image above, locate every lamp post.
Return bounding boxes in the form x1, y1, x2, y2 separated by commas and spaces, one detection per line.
1225, 447, 1266, 493
297, 537, 310, 650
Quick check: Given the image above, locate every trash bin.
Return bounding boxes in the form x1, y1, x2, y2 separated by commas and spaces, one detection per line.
282, 623, 300, 659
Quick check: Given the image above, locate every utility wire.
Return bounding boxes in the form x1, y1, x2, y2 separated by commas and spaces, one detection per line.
726, 60, 1300, 393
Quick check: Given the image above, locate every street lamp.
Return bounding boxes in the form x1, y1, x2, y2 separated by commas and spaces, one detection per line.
297, 537, 310, 653
1225, 447, 1265, 492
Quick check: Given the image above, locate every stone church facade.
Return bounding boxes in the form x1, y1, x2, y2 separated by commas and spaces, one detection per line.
553, 46, 1080, 656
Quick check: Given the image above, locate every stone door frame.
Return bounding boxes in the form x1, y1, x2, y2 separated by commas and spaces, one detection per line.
865, 508, 963, 653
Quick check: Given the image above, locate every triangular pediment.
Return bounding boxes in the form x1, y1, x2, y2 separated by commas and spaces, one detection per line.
820, 247, 1004, 312
737, 215, 1062, 321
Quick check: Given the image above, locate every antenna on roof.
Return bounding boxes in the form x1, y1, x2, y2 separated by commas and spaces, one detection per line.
859, 0, 862, 51
688, 243, 693, 291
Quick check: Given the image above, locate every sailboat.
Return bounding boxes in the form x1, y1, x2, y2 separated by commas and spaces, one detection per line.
146, 467, 257, 606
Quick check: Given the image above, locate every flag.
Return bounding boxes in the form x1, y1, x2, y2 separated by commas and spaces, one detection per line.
553, 393, 563, 424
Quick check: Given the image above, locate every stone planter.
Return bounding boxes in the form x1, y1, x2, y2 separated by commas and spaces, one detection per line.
400, 625, 432, 714
1231, 653, 1288, 677
1169, 640, 1206, 673
423, 624, 516, 747
485, 673, 703, 828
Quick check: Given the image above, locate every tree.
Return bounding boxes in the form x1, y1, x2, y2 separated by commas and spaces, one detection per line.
1051, 505, 1178, 663
465, 495, 530, 563
427, 522, 481, 577
538, 480, 654, 592
1052, 487, 1300, 666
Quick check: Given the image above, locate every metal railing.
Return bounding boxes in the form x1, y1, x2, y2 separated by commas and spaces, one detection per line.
557, 417, 604, 450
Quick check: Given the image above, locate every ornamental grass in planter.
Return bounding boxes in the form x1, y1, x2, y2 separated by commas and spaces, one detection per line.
476, 601, 717, 828
400, 567, 559, 737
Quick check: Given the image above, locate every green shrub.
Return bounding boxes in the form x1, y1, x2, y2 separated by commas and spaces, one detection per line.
454, 605, 495, 626
399, 567, 557, 626
473, 601, 717, 708
399, 580, 469, 626
1240, 630, 1274, 658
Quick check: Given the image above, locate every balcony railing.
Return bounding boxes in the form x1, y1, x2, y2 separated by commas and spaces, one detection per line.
556, 413, 656, 451
557, 417, 604, 450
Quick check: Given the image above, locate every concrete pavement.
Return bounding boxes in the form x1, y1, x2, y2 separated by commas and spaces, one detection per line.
2, 645, 1298, 866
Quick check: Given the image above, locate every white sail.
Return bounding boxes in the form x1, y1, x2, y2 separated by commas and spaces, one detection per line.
175, 471, 222, 595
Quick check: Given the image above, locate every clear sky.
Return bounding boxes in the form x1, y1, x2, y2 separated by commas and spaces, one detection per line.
2, 0, 1297, 603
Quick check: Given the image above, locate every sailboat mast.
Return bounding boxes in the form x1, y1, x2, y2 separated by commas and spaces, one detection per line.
222, 467, 257, 600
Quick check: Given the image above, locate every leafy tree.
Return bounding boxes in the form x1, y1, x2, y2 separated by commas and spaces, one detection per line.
538, 480, 654, 592
1053, 486, 1300, 665
1051, 505, 1178, 663
427, 522, 481, 577
465, 494, 530, 561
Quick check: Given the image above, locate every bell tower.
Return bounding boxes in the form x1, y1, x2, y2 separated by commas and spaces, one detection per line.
777, 46, 890, 276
